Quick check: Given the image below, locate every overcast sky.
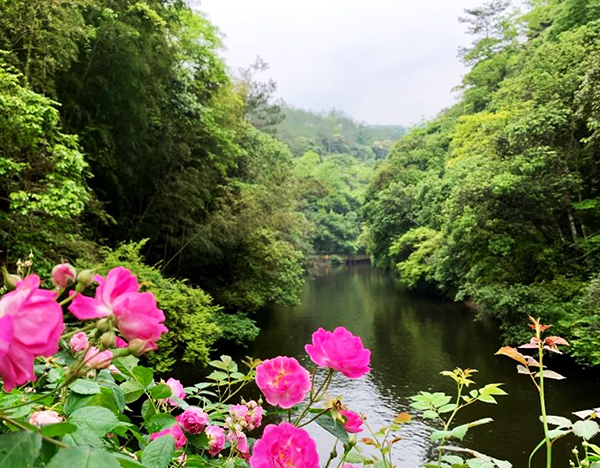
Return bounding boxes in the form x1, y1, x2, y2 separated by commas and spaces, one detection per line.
194, 0, 485, 126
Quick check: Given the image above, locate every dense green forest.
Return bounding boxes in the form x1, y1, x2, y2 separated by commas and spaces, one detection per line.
363, 0, 600, 364
275, 106, 404, 255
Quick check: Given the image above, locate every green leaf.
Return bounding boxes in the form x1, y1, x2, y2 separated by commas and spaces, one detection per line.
468, 418, 494, 428
573, 420, 600, 440
46, 447, 121, 468
120, 381, 144, 404
439, 404, 457, 414
142, 399, 157, 422
476, 394, 498, 404
442, 455, 465, 466
544, 415, 572, 428
64, 393, 96, 415
0, 431, 42, 468
451, 424, 469, 440
431, 393, 452, 408
345, 450, 364, 464
70, 379, 102, 395
142, 435, 175, 468
206, 371, 228, 382
112, 453, 148, 468
146, 414, 177, 433
63, 426, 105, 448
112, 356, 140, 376
208, 360, 228, 370
430, 430, 451, 442
112, 386, 126, 413
69, 406, 119, 437
423, 410, 438, 419
132, 367, 154, 388
148, 384, 172, 399
315, 417, 349, 443
41, 423, 78, 437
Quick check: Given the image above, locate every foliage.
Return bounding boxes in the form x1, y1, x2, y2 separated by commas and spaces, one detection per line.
85, 241, 222, 372
275, 104, 404, 159
363, 1, 600, 364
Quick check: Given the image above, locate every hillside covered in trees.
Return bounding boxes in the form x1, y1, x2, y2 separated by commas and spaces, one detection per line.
276, 106, 404, 255
363, 0, 600, 364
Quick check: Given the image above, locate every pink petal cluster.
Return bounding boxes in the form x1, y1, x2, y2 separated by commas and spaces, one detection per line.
245, 400, 263, 431
163, 377, 186, 406
229, 404, 249, 420
205, 425, 225, 455
255, 356, 311, 409
84, 347, 113, 369
68, 267, 168, 350
305, 327, 371, 378
69, 332, 89, 352
176, 407, 208, 434
150, 423, 187, 449
0, 275, 64, 391
250, 422, 319, 468
341, 410, 364, 433
29, 410, 63, 426
115, 336, 128, 348
51, 263, 77, 288
227, 430, 250, 460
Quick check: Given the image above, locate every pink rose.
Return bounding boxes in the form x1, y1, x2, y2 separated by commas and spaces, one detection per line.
305, 327, 371, 378
29, 410, 63, 426
227, 430, 249, 459
0, 275, 64, 391
176, 407, 208, 434
150, 424, 186, 449
245, 401, 263, 431
69, 332, 89, 352
341, 410, 364, 433
230, 404, 249, 420
115, 336, 128, 348
68, 267, 168, 350
51, 263, 77, 288
162, 377, 186, 406
250, 422, 319, 468
255, 356, 311, 409
84, 347, 113, 369
205, 425, 225, 455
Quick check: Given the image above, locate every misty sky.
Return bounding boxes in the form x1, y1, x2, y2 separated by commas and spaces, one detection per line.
195, 0, 485, 126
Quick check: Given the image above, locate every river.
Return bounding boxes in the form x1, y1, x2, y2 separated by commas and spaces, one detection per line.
240, 265, 600, 467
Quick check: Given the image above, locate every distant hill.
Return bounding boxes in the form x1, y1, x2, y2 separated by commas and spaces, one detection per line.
274, 104, 405, 159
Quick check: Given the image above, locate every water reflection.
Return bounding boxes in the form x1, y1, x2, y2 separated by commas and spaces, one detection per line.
245, 265, 600, 467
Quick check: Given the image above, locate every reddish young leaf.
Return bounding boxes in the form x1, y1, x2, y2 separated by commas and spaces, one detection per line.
394, 412, 412, 424
519, 337, 541, 349
544, 336, 570, 352
496, 347, 528, 366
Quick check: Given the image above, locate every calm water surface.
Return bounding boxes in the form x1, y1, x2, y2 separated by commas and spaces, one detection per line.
241, 265, 600, 467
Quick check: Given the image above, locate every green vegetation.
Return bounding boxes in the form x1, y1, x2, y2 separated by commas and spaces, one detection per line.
363, 0, 600, 364
276, 106, 404, 255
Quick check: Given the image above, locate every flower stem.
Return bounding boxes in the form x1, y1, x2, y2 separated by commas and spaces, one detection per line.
538, 342, 552, 468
